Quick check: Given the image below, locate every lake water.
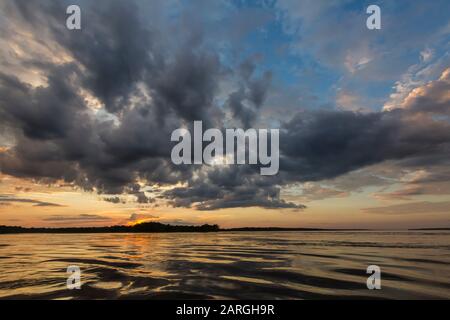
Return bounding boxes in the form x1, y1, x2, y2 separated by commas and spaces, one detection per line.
0, 231, 449, 299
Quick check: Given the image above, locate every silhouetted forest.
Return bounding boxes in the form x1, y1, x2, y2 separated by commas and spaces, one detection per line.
0, 222, 220, 234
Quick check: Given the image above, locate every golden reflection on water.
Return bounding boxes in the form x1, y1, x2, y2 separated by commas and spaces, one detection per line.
0, 231, 449, 299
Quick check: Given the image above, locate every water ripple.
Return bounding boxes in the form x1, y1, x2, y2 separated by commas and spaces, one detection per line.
0, 231, 449, 299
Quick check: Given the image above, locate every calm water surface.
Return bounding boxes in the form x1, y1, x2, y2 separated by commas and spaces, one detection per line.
0, 231, 449, 299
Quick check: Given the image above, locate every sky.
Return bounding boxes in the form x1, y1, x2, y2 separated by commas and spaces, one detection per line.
0, 0, 449, 229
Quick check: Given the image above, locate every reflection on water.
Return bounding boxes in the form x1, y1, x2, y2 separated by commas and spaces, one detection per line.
0, 231, 449, 299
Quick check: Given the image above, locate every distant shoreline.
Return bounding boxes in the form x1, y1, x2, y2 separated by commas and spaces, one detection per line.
0, 222, 219, 234
0, 223, 366, 234
1, 222, 448, 234
408, 228, 450, 231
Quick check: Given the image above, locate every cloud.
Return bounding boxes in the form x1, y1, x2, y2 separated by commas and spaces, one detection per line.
384, 62, 450, 112
373, 167, 450, 200
362, 201, 450, 215
0, 195, 64, 207
420, 48, 434, 62
227, 57, 273, 127
400, 68, 450, 115
33, 202, 65, 207
279, 108, 450, 182
296, 182, 348, 202
126, 213, 158, 224
42, 214, 112, 221
104, 196, 122, 204
335, 90, 370, 113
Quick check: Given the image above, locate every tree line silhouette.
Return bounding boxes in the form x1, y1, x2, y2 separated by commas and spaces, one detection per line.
0, 222, 220, 234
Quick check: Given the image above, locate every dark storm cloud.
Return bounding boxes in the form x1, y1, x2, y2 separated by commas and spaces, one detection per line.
1, 0, 203, 194
57, 0, 222, 122
9, 0, 155, 114
162, 166, 304, 210
279, 109, 450, 181
164, 180, 305, 211
227, 58, 273, 127
0, 64, 85, 139
195, 194, 305, 211
1, 0, 450, 211
160, 105, 449, 209
151, 51, 222, 123
59, 2, 154, 113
